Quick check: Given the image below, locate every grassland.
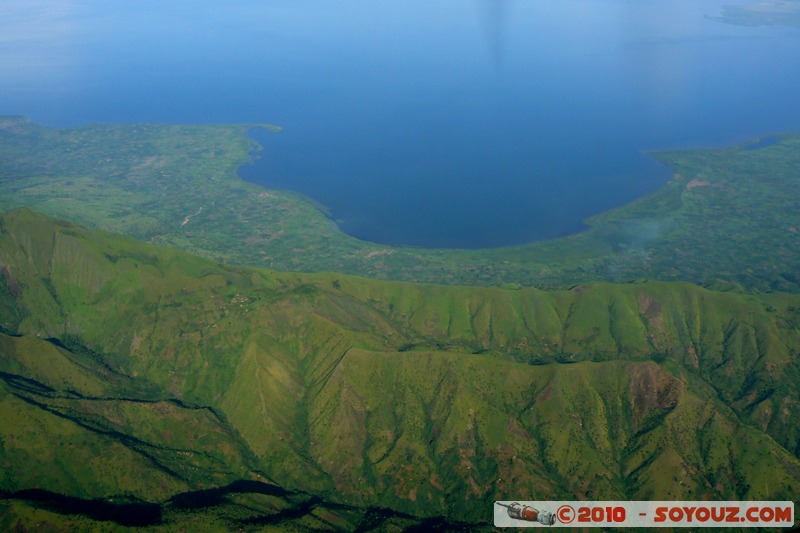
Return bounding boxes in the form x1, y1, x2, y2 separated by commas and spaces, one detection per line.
1, 117, 799, 292
0, 209, 798, 529
2, 115, 800, 529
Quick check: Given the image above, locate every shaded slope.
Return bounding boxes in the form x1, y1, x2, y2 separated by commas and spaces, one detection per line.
0, 209, 799, 527
0, 333, 474, 532
0, 331, 263, 500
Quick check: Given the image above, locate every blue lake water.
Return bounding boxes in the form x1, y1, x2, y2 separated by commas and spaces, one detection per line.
2, 0, 800, 248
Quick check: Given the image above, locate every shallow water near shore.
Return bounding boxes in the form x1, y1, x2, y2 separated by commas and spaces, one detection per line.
3, 0, 800, 248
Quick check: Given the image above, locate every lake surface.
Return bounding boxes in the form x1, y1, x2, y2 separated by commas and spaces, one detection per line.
2, 0, 800, 248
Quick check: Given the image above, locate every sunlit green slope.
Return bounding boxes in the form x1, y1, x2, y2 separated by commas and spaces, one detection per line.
1, 209, 799, 529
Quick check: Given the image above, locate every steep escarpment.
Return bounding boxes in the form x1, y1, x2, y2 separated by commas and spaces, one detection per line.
1, 209, 799, 529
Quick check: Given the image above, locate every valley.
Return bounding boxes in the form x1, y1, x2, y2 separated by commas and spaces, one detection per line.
3, 0, 800, 529
0, 209, 798, 529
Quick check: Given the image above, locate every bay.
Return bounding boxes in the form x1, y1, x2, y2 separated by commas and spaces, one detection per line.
2, 0, 800, 248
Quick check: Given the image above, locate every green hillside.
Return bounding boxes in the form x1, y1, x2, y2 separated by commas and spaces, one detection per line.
2, 117, 799, 292
1, 209, 798, 529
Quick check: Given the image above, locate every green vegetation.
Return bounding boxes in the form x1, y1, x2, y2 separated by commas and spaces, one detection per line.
0, 209, 798, 529
2, 117, 800, 292
2, 115, 800, 528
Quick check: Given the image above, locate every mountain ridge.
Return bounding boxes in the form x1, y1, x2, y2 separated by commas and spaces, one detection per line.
1, 208, 798, 529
